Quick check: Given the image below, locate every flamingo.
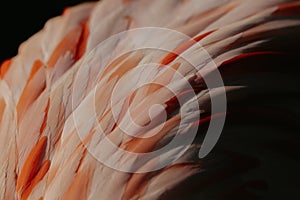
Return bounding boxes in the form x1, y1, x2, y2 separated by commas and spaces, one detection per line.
0, 0, 300, 199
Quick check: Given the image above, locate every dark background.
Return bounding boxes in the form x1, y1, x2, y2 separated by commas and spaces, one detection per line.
0, 0, 96, 64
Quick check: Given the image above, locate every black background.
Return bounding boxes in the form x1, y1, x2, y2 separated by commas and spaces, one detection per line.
0, 0, 96, 63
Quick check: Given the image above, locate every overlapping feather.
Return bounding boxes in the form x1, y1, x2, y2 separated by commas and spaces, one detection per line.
0, 0, 299, 199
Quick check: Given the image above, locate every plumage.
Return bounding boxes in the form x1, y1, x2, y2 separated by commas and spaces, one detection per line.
0, 0, 299, 199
